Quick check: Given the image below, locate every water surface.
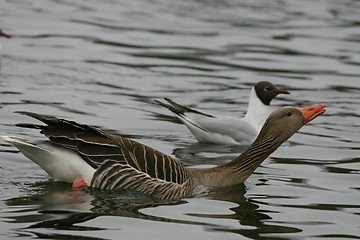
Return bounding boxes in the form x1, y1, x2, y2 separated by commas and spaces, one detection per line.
0, 0, 360, 239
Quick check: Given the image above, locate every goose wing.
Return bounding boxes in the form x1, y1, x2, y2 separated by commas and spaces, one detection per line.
16, 111, 191, 185
91, 159, 194, 200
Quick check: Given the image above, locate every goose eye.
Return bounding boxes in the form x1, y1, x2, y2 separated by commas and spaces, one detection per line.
264, 86, 270, 91
287, 112, 292, 117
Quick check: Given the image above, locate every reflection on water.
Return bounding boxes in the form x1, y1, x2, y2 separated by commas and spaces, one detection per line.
3, 180, 302, 240
3, 182, 189, 237
1, 0, 360, 239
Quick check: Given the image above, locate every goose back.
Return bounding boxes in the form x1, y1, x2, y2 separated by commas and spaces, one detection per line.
16, 112, 192, 186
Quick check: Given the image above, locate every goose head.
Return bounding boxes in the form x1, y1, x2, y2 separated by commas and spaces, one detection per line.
258, 103, 327, 142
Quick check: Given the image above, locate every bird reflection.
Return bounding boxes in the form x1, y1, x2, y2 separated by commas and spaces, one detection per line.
3, 181, 207, 231
3, 178, 300, 239
194, 183, 301, 238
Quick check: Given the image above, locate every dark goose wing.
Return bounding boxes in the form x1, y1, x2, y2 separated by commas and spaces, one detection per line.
16, 112, 194, 199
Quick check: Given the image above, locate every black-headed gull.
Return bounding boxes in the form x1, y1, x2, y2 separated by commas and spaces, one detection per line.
156, 81, 290, 145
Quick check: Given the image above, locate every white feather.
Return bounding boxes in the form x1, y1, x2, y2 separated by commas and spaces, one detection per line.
2, 136, 95, 184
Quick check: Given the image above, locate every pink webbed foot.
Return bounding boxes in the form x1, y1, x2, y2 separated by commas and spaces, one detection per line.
72, 178, 88, 190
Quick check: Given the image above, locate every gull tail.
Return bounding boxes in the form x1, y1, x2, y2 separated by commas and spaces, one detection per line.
155, 98, 214, 118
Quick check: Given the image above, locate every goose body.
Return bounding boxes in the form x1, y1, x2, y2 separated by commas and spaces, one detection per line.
156, 81, 290, 145
3, 104, 326, 200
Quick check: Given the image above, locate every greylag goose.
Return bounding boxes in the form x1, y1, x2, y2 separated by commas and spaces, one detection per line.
155, 81, 289, 145
2, 103, 326, 200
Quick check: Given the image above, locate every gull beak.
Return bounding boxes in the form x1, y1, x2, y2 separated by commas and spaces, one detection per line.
277, 89, 290, 95
0, 30, 11, 38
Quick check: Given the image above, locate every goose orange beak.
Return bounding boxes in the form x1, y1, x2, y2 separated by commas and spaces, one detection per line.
298, 103, 327, 125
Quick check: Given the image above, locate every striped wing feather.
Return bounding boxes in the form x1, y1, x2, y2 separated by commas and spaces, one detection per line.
44, 129, 125, 169
91, 160, 194, 200
111, 136, 190, 184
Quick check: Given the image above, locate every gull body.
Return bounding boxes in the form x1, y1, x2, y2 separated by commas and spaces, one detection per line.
156, 81, 290, 145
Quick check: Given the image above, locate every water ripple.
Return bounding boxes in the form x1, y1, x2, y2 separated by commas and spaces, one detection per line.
0, 0, 359, 239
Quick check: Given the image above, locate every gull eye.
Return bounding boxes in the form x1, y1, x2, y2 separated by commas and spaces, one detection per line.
264, 86, 270, 91
287, 112, 292, 117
